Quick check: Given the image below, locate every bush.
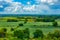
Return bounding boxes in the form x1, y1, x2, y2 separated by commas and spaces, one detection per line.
53, 21, 58, 27
0, 32, 6, 38
47, 32, 54, 39
33, 29, 44, 38
53, 30, 60, 38
19, 23, 24, 26
7, 19, 18, 22
24, 19, 27, 24
11, 28, 14, 31
2, 28, 7, 32
23, 28, 30, 38
47, 30, 60, 38
14, 30, 24, 39
0, 28, 7, 38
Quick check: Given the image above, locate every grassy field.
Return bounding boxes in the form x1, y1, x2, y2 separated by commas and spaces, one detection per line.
0, 21, 60, 36
0, 17, 60, 40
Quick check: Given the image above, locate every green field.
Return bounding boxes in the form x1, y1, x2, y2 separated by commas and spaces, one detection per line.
0, 22, 60, 37
0, 17, 60, 40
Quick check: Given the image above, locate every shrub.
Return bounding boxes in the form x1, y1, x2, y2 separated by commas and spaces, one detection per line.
2, 28, 7, 32
11, 28, 14, 31
0, 32, 6, 38
14, 30, 24, 39
23, 28, 30, 38
7, 19, 18, 22
19, 23, 24, 26
33, 29, 44, 38
24, 19, 27, 24
53, 30, 60, 38
47, 32, 54, 39
47, 30, 60, 39
53, 21, 58, 27
0, 28, 7, 38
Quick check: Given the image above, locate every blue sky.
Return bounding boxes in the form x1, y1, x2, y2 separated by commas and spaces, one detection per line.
0, 0, 60, 15
13, 0, 36, 5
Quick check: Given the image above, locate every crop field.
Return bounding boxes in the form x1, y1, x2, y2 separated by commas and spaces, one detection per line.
0, 17, 60, 40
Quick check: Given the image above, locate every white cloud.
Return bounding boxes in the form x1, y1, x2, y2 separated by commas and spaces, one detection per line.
47, 0, 53, 3
41, 0, 47, 3
23, 5, 36, 11
36, 0, 58, 5
0, 0, 13, 2
4, 0, 13, 2
0, 5, 3, 8
27, 2, 31, 5
4, 2, 22, 13
0, 1, 50, 14
0, 0, 59, 15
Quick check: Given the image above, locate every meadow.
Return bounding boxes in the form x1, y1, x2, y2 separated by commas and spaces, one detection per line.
0, 17, 60, 40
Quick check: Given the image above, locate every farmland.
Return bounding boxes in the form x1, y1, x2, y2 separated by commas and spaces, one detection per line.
0, 16, 60, 40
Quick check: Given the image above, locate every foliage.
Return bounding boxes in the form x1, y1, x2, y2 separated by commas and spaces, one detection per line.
24, 19, 28, 24
23, 28, 30, 38
33, 29, 44, 38
47, 30, 60, 39
53, 30, 60, 38
7, 19, 18, 22
14, 30, 24, 39
11, 28, 14, 31
19, 23, 24, 26
2, 28, 7, 32
53, 21, 58, 27
0, 28, 7, 38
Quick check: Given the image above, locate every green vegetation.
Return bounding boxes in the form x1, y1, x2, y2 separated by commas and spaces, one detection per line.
33, 29, 44, 38
0, 16, 60, 40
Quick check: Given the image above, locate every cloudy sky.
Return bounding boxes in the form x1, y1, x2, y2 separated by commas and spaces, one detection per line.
0, 0, 60, 15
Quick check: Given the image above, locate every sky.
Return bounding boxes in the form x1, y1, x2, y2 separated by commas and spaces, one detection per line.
0, 0, 60, 15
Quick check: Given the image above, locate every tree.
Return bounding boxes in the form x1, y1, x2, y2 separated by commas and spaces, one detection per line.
47, 30, 60, 38
47, 32, 54, 39
7, 19, 18, 22
14, 30, 24, 39
33, 29, 44, 38
35, 18, 40, 22
53, 30, 60, 38
19, 23, 24, 26
53, 21, 58, 27
2, 28, 7, 32
24, 19, 28, 24
0, 32, 6, 38
0, 28, 7, 38
11, 28, 14, 31
23, 28, 30, 39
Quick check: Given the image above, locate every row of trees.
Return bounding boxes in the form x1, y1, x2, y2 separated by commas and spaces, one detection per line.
14, 29, 60, 40
6, 17, 55, 22
35, 18, 55, 22
6, 17, 58, 27
0, 28, 60, 40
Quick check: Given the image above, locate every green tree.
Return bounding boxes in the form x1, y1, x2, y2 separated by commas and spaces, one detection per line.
19, 23, 24, 26
53, 30, 60, 38
47, 30, 60, 39
7, 19, 18, 22
24, 19, 28, 24
11, 28, 14, 31
0, 28, 7, 38
23, 28, 30, 39
33, 29, 44, 38
14, 30, 24, 39
53, 21, 58, 27
47, 32, 54, 39
2, 28, 7, 32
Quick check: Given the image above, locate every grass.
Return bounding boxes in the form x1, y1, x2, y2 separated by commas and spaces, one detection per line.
0, 17, 60, 40
0, 21, 60, 37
